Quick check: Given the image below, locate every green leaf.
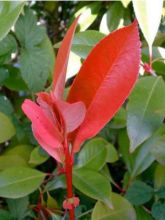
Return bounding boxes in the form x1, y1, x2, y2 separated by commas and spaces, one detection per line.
142, 47, 165, 62
100, 165, 115, 185
131, 135, 156, 178
0, 155, 27, 170
7, 196, 31, 220
50, 213, 61, 220
19, 37, 54, 92
47, 193, 58, 209
153, 32, 165, 47
118, 130, 134, 173
0, 166, 45, 198
0, 68, 9, 84
135, 207, 152, 220
133, 0, 163, 48
110, 107, 126, 129
3, 66, 28, 91
142, 47, 165, 76
150, 125, 165, 165
154, 165, 165, 188
0, 2, 25, 41
75, 2, 101, 31
0, 209, 13, 220
105, 143, 118, 163
100, 2, 124, 34
151, 202, 165, 220
92, 193, 136, 220
0, 95, 13, 115
77, 137, 107, 170
73, 168, 112, 208
15, 7, 46, 47
127, 77, 165, 152
4, 144, 33, 162
29, 146, 49, 166
0, 112, 15, 143
15, 8, 54, 92
45, 174, 66, 192
125, 180, 154, 205
0, 34, 17, 59
155, 186, 165, 199
72, 30, 105, 59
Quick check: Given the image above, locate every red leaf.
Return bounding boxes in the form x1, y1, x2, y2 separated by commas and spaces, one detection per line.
52, 16, 79, 99
67, 21, 141, 152
22, 99, 64, 162
55, 99, 86, 133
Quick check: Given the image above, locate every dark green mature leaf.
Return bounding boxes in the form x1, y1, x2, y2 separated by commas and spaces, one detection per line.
100, 2, 124, 34
0, 34, 16, 55
151, 202, 165, 220
72, 30, 105, 59
135, 207, 152, 220
155, 187, 165, 199
0, 2, 25, 41
15, 8, 54, 92
0, 34, 17, 64
150, 125, 165, 165
45, 174, 66, 192
0, 95, 13, 115
127, 77, 165, 152
73, 168, 112, 208
3, 66, 28, 91
118, 130, 134, 173
0, 112, 15, 143
0, 209, 13, 220
0, 166, 45, 198
131, 136, 156, 178
92, 193, 136, 220
125, 181, 154, 205
15, 8, 46, 47
20, 37, 54, 92
77, 137, 107, 170
7, 196, 32, 220
0, 68, 9, 84
154, 165, 165, 188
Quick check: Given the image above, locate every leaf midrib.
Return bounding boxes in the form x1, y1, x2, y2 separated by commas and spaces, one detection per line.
80, 147, 106, 168
131, 77, 160, 147
73, 171, 108, 200
0, 173, 44, 188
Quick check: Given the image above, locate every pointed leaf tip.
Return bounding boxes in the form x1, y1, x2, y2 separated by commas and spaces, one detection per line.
52, 16, 80, 99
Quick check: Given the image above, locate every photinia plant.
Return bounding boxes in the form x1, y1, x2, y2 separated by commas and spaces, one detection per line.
22, 16, 141, 219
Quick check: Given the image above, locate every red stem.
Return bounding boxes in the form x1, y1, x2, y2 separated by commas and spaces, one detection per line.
65, 141, 75, 220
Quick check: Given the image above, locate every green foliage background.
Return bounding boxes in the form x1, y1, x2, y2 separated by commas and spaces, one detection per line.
0, 1, 165, 220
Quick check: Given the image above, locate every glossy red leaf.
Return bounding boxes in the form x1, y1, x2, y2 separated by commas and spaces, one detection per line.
52, 16, 79, 99
67, 21, 141, 152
